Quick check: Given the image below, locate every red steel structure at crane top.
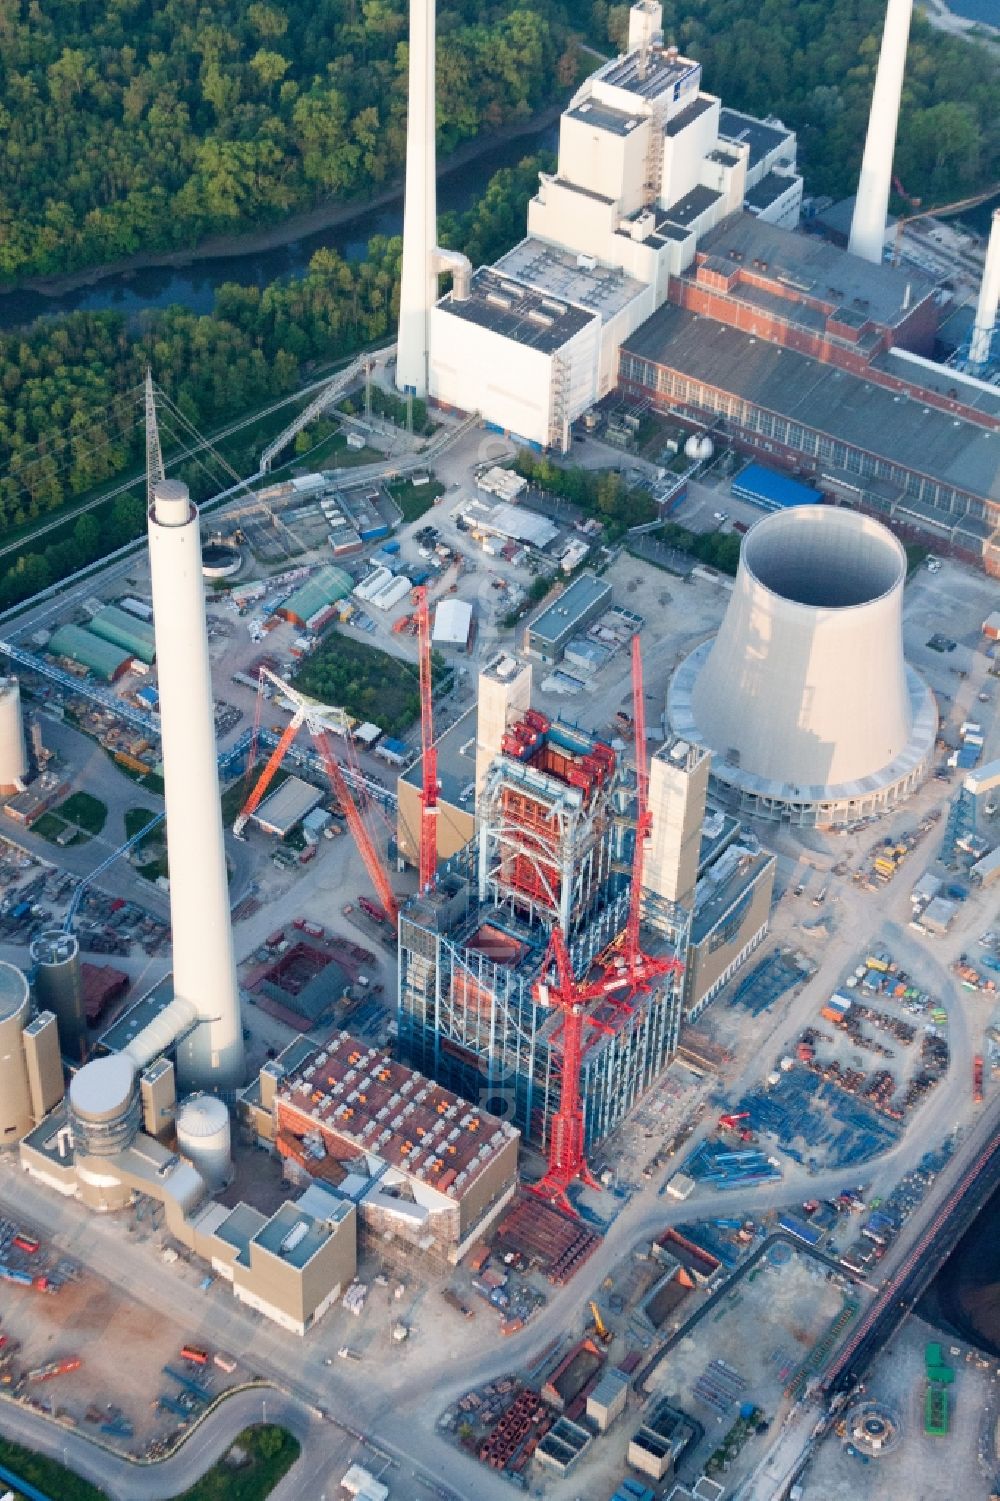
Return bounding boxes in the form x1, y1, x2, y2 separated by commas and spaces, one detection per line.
528, 636, 683, 1215
414, 586, 438, 893
233, 668, 399, 927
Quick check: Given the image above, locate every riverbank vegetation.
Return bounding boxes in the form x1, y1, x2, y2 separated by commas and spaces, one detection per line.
0, 0, 576, 284
592, 0, 998, 206
0, 153, 550, 612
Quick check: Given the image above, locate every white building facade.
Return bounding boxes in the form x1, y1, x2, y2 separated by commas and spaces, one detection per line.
428, 1, 801, 450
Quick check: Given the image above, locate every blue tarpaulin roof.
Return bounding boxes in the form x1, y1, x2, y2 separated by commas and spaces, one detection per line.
732, 462, 824, 511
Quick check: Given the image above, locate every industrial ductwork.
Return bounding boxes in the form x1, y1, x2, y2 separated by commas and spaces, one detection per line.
669, 506, 936, 826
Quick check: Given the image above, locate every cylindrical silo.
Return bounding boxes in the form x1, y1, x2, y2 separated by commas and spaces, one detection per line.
0, 678, 28, 795
69, 1055, 142, 1157
175, 1093, 232, 1191
147, 479, 244, 1093
0, 961, 32, 1144
31, 930, 86, 1062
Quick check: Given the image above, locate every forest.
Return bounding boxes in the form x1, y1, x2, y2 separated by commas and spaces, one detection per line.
0, 0, 575, 283
0, 154, 549, 609
0, 0, 995, 286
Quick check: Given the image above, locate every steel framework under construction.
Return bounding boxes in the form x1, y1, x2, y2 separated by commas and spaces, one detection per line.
397, 667, 686, 1163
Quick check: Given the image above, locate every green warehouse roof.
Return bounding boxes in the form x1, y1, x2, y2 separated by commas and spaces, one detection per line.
280, 565, 353, 627
48, 624, 132, 681
89, 604, 156, 664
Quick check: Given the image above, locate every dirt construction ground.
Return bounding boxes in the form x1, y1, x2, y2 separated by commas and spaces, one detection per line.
650, 1249, 848, 1487
804, 1315, 999, 1500
0, 1240, 239, 1456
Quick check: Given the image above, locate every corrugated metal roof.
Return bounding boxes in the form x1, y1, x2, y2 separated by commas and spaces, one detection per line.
252, 775, 324, 836
432, 598, 473, 645
89, 604, 156, 664
48, 623, 131, 680
280, 565, 352, 625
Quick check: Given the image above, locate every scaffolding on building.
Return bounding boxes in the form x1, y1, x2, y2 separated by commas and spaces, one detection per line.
397, 700, 686, 1161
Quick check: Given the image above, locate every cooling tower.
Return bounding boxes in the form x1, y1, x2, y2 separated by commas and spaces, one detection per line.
669, 507, 936, 827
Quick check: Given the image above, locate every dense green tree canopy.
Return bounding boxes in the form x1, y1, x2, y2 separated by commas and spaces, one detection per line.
0, 0, 574, 282
0, 154, 551, 607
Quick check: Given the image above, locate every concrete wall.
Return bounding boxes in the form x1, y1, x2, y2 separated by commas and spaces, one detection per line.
528, 177, 621, 264
23, 1013, 64, 1124
397, 777, 475, 872
685, 858, 775, 1017
558, 112, 648, 215
660, 95, 721, 209
457, 1133, 519, 1238
476, 659, 533, 797
430, 309, 556, 449
646, 741, 710, 908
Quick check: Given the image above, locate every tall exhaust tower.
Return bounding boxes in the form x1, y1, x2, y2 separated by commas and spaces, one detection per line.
969, 209, 1000, 370
396, 0, 471, 397
848, 0, 913, 264
147, 478, 244, 1091
397, 0, 439, 396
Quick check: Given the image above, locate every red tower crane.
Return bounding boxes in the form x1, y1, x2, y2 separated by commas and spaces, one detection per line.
625, 631, 650, 975
413, 586, 438, 893
233, 668, 399, 927
529, 637, 684, 1216
529, 924, 613, 1215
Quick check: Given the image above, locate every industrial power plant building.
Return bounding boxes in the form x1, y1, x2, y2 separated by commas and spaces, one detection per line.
241, 1031, 519, 1267
394, 645, 775, 1157
396, 0, 999, 562
18, 1052, 357, 1337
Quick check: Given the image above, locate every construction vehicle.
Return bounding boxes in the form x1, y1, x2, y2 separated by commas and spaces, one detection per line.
589, 1301, 612, 1343
719, 1111, 755, 1142
26, 1357, 82, 1382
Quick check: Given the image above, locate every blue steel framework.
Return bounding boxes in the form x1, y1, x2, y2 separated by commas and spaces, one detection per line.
398, 790, 688, 1156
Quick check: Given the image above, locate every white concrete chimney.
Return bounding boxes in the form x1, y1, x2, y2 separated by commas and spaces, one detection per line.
396, 0, 439, 397
147, 479, 244, 1092
969, 209, 1000, 369
848, 0, 913, 265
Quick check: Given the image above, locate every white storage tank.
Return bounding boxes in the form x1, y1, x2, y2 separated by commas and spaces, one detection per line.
0, 678, 28, 794
176, 1093, 232, 1190
684, 433, 714, 461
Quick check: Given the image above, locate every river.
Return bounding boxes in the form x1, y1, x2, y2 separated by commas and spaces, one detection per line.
919, 1173, 1000, 1356
0, 123, 557, 332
